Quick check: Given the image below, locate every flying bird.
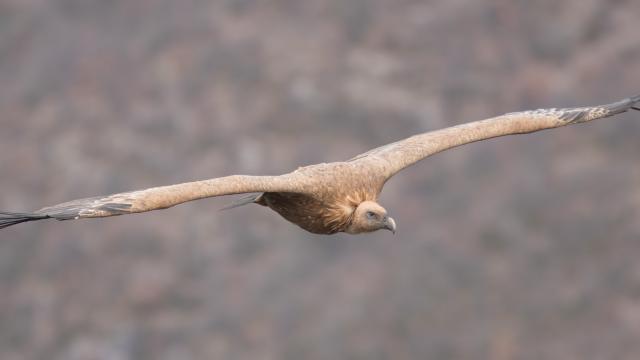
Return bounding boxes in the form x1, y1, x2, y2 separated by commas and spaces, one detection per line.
2, 95, 639, 234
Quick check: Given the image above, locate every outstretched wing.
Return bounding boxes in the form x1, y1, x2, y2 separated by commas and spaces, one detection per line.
1, 173, 313, 229
350, 95, 640, 180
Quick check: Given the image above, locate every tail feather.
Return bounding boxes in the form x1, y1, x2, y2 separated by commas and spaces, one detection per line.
220, 193, 262, 211
0, 212, 49, 230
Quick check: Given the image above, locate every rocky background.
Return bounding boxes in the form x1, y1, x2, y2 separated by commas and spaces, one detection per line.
1, 0, 640, 359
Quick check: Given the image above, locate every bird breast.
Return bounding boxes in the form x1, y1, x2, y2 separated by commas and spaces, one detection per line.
261, 192, 356, 234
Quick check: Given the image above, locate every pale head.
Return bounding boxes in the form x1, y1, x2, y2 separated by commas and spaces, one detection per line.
345, 201, 396, 234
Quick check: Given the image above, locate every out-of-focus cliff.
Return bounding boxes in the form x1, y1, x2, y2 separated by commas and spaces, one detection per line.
1, 1, 640, 359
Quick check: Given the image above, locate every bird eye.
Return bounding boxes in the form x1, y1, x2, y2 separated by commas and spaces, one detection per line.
366, 211, 376, 219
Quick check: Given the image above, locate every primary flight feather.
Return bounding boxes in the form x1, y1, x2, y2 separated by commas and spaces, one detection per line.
2, 95, 639, 234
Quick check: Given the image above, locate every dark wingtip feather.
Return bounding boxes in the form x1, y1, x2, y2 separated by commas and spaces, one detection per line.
630, 94, 640, 111
0, 212, 49, 230
562, 94, 640, 124
605, 95, 640, 115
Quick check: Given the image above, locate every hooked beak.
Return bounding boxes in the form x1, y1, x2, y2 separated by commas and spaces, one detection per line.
383, 216, 396, 234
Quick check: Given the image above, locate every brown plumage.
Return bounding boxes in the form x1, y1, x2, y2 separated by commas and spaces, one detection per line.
2, 95, 639, 234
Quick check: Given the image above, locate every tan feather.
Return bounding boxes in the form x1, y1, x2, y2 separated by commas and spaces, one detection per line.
350, 95, 640, 180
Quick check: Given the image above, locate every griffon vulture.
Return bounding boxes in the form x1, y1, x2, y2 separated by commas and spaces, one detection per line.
2, 95, 639, 234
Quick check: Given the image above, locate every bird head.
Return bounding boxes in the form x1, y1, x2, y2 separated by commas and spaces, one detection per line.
345, 201, 396, 234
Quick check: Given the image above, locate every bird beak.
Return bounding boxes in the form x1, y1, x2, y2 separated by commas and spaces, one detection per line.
383, 216, 396, 234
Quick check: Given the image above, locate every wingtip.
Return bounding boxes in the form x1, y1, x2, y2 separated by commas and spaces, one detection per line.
601, 95, 640, 116
0, 212, 49, 230
630, 94, 640, 111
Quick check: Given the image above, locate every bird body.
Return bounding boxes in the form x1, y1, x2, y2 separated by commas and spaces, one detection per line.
1, 95, 639, 234
257, 162, 386, 234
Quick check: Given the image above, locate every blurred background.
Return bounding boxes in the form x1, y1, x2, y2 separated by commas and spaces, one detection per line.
1, 0, 640, 359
